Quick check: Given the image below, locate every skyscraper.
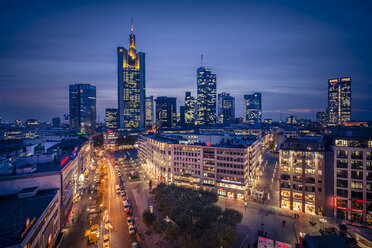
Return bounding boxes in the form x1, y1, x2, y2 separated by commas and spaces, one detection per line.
105, 108, 118, 129
184, 92, 196, 126
155, 96, 177, 128
69, 84, 96, 130
244, 93, 262, 125
117, 22, 146, 130
327, 77, 351, 125
145, 96, 154, 127
218, 92, 235, 124
196, 57, 216, 126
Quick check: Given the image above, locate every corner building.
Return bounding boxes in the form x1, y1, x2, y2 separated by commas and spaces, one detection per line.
279, 137, 325, 215
117, 24, 145, 130
138, 132, 262, 199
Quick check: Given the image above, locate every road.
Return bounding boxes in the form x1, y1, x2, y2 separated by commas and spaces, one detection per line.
103, 156, 134, 248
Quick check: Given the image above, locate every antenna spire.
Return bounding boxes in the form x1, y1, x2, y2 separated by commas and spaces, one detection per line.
201, 54, 204, 67
131, 18, 134, 33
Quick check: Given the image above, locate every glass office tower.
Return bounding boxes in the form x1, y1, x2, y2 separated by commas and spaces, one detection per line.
328, 77, 351, 125
197, 64, 216, 126
218, 92, 235, 124
244, 93, 262, 125
155, 96, 177, 128
185, 92, 196, 126
69, 84, 96, 130
117, 23, 145, 130
105, 108, 118, 129
145, 96, 154, 127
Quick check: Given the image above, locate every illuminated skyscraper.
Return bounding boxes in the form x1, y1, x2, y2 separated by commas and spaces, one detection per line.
218, 92, 235, 124
117, 22, 145, 130
196, 57, 216, 126
327, 77, 351, 125
244, 93, 262, 125
155, 96, 177, 128
145, 96, 154, 127
184, 92, 196, 126
105, 108, 118, 129
69, 84, 96, 130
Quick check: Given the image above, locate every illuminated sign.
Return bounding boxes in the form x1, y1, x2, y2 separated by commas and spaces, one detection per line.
21, 217, 36, 238
108, 130, 113, 133
77, 132, 86, 135
329, 79, 338, 83
341, 77, 351, 82
206, 142, 211, 147
61, 156, 69, 165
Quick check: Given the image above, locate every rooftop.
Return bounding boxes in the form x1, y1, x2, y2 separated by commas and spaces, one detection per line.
0, 188, 58, 247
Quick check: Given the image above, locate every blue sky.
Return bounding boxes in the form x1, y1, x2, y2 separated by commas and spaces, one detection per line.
0, 0, 371, 122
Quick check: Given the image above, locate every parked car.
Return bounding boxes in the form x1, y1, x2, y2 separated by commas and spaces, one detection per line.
103, 234, 110, 248
131, 241, 140, 248
124, 203, 130, 211
126, 209, 132, 217
121, 191, 126, 196
128, 225, 135, 235
127, 216, 134, 225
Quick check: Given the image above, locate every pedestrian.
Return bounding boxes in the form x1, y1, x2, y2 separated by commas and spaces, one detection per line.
294, 213, 296, 219
282, 220, 286, 226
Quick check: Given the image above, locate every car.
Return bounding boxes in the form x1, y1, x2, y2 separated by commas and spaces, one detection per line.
127, 216, 134, 225
128, 225, 135, 235
126, 209, 132, 217
122, 197, 127, 202
103, 234, 110, 248
124, 204, 130, 211
121, 191, 126, 196
123, 199, 128, 206
131, 241, 140, 248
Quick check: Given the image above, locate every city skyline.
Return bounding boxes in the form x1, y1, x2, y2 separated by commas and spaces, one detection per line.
0, 0, 372, 122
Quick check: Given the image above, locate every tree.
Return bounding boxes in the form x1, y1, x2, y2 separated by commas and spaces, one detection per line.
164, 224, 180, 243
143, 210, 156, 227
221, 208, 243, 227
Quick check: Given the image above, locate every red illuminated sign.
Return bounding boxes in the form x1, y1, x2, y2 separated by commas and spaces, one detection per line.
61, 156, 69, 165
206, 142, 211, 147
108, 130, 113, 133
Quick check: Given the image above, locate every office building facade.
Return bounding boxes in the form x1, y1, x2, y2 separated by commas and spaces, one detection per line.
138, 132, 261, 200
327, 77, 351, 125
244, 93, 262, 125
279, 137, 325, 215
145, 96, 154, 127
117, 23, 146, 130
218, 92, 235, 124
69, 84, 96, 130
197, 66, 216, 126
155, 96, 177, 128
105, 108, 118, 129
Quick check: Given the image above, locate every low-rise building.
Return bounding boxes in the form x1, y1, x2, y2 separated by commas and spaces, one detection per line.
138, 132, 261, 199
0, 188, 60, 248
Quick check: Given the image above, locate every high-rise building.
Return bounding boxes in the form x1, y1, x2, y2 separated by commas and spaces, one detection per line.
316, 111, 328, 124
155, 97, 177, 128
244, 93, 262, 125
69, 84, 96, 130
117, 22, 145, 130
63, 114, 69, 126
327, 77, 351, 125
184, 92, 196, 126
196, 58, 216, 126
105, 108, 118, 129
218, 92, 235, 124
52, 117, 61, 127
179, 106, 185, 127
145, 96, 154, 127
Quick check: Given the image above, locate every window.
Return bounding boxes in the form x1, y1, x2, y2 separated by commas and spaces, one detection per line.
337, 199, 348, 208
337, 189, 348, 197
351, 171, 363, 180
367, 162, 372, 171
281, 190, 290, 197
337, 160, 348, 169
337, 150, 348, 159
351, 200, 363, 209
351, 151, 363, 160
335, 140, 348, 147
351, 181, 363, 190
351, 191, 363, 200
367, 172, 372, 181
351, 161, 363, 170
337, 179, 348, 188
367, 152, 372, 161
337, 170, 348, 178
293, 192, 303, 199
367, 183, 372, 191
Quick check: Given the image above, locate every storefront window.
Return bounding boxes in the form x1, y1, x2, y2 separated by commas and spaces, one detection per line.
293, 201, 302, 211
351, 212, 363, 223
305, 203, 315, 213
227, 192, 234, 198
237, 194, 244, 200
305, 194, 315, 201
294, 192, 303, 200
351, 200, 363, 210
281, 190, 290, 197
337, 199, 348, 208
281, 199, 290, 209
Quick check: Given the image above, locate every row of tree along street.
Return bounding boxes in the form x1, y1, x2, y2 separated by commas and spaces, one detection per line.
143, 183, 243, 248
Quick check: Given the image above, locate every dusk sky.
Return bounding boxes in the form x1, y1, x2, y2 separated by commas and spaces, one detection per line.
0, 0, 371, 122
